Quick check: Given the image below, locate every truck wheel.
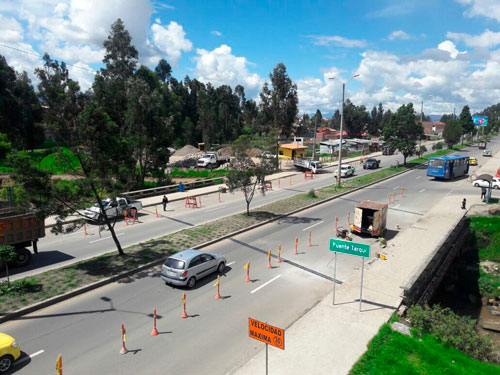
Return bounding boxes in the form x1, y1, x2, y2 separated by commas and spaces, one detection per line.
13, 248, 32, 267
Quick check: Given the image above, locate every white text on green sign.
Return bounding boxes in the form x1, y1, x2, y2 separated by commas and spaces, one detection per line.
329, 239, 370, 258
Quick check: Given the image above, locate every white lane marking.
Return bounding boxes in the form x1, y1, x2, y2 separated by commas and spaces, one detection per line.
251, 275, 281, 294
302, 220, 324, 231
89, 233, 124, 243
29, 350, 44, 358
393, 204, 400, 208
393, 186, 399, 190
64, 230, 86, 236
446, 189, 454, 196
419, 188, 426, 193
416, 176, 422, 179
206, 205, 227, 212
226, 261, 235, 266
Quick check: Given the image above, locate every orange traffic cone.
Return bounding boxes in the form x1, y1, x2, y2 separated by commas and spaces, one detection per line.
120, 324, 128, 354
244, 262, 250, 282
308, 231, 312, 247
277, 244, 282, 263
83, 223, 88, 236
294, 237, 298, 255
267, 250, 272, 268
155, 206, 159, 218
181, 293, 188, 318
151, 308, 159, 336
214, 276, 221, 299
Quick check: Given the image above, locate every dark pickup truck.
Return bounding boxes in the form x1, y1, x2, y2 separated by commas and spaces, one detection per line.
363, 158, 381, 169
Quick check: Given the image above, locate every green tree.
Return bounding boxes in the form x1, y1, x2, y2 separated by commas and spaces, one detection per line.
443, 119, 463, 148
226, 138, 275, 215
93, 19, 138, 129
383, 103, 423, 166
418, 145, 427, 158
29, 54, 132, 256
459, 105, 475, 135
329, 109, 341, 129
155, 58, 172, 82
124, 71, 173, 186
0, 132, 12, 160
265, 63, 299, 139
0, 245, 17, 285
343, 99, 370, 137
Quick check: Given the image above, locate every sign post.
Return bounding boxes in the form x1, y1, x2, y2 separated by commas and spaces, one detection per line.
329, 238, 370, 311
248, 317, 285, 374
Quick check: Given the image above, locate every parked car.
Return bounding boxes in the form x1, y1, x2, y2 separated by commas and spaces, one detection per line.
472, 177, 500, 189
0, 333, 21, 373
82, 197, 142, 222
161, 249, 226, 288
382, 146, 394, 155
468, 157, 478, 166
362, 158, 381, 169
334, 165, 355, 178
483, 149, 492, 157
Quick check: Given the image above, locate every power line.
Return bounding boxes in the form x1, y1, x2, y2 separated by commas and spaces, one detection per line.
0, 43, 96, 73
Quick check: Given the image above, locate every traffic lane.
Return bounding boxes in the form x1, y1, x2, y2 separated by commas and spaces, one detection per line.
5, 237, 332, 374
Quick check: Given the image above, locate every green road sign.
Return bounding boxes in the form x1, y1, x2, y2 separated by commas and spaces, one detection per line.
329, 238, 370, 258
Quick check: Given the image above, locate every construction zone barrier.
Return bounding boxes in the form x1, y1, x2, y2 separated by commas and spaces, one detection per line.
267, 249, 272, 269
198, 196, 203, 208
294, 237, 298, 255
83, 223, 88, 236
277, 244, 282, 263
400, 187, 405, 198
308, 231, 312, 247
185, 196, 198, 208
263, 181, 272, 191
56, 354, 62, 374
124, 209, 138, 225
304, 171, 314, 179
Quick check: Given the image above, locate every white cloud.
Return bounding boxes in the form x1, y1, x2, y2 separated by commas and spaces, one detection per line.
447, 29, 500, 48
195, 44, 264, 98
0, 15, 24, 43
456, 0, 500, 23
437, 41, 466, 58
307, 35, 367, 48
296, 42, 500, 115
68, 63, 96, 91
388, 30, 411, 41
211, 30, 222, 37
150, 20, 193, 66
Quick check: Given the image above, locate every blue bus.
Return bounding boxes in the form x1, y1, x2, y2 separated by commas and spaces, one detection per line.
427, 155, 470, 179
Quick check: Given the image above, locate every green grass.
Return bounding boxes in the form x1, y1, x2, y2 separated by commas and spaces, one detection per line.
350, 325, 500, 375
469, 217, 500, 262
169, 167, 228, 179
39, 147, 80, 174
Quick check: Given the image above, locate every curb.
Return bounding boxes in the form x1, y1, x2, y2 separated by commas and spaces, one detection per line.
0, 166, 415, 323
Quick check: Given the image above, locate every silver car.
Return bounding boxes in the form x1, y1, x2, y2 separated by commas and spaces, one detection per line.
161, 249, 226, 288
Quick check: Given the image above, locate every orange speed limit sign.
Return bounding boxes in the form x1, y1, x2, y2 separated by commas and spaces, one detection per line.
248, 318, 285, 350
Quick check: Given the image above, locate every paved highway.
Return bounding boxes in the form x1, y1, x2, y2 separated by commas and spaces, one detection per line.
3, 138, 498, 374
9, 150, 413, 280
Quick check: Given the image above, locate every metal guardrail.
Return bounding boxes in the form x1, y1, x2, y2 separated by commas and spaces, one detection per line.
121, 177, 226, 200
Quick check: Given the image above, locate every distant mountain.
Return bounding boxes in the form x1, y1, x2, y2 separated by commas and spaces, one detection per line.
429, 115, 442, 122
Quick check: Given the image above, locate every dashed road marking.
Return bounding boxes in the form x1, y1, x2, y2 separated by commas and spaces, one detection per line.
226, 261, 236, 267
206, 206, 227, 212
416, 176, 422, 179
393, 204, 400, 208
250, 275, 281, 294
303, 221, 324, 231
17, 350, 44, 365
419, 188, 426, 193
89, 233, 124, 243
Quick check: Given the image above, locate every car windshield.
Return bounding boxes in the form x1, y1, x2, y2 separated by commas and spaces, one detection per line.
94, 200, 110, 208
202, 154, 212, 158
165, 258, 186, 270
366, 159, 375, 162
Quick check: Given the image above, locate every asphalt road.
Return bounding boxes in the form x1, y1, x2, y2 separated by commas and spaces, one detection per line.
8, 149, 413, 280
3, 137, 498, 374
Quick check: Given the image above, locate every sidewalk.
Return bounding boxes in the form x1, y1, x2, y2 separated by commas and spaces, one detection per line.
229, 148, 493, 375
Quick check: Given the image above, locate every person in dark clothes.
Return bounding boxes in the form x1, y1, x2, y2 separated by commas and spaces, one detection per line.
162, 195, 168, 211
481, 187, 487, 200
461, 198, 466, 210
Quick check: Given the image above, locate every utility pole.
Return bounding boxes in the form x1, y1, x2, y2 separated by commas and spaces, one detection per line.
420, 101, 423, 154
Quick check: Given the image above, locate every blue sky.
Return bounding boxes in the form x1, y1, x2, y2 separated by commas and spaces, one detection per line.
1, 0, 500, 115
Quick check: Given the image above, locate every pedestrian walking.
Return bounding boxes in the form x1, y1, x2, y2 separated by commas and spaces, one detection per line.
162, 195, 168, 211
481, 187, 487, 200
461, 198, 466, 210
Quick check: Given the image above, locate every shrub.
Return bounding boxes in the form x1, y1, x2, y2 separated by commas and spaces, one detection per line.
432, 142, 444, 150
307, 189, 317, 198
406, 305, 496, 362
0, 278, 42, 296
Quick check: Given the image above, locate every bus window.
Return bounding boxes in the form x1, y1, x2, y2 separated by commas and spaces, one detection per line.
429, 159, 444, 168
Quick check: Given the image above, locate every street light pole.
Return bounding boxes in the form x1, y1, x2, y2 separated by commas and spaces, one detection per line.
330, 74, 359, 187
338, 82, 345, 187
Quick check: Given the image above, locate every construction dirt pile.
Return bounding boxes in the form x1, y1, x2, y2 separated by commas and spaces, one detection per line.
245, 147, 261, 157
172, 145, 199, 157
